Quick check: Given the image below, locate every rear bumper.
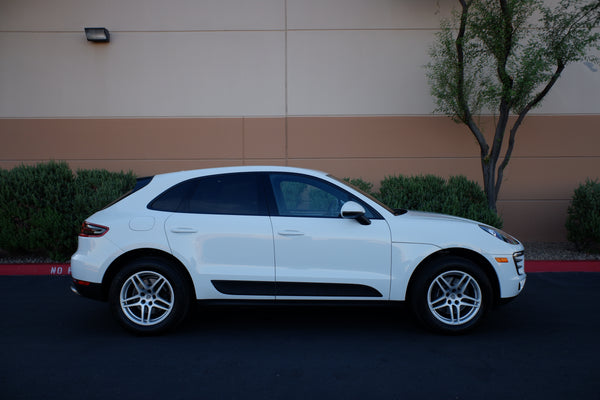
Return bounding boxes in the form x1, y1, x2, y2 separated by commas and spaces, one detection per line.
71, 279, 106, 301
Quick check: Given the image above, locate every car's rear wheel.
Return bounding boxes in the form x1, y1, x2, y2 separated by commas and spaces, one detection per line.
410, 256, 492, 334
109, 257, 190, 335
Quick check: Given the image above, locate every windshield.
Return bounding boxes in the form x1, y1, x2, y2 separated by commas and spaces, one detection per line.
329, 175, 404, 216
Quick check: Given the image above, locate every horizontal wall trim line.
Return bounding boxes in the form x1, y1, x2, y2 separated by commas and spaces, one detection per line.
0, 29, 285, 34
3, 157, 597, 162
2, 113, 600, 119
497, 199, 571, 203
9, 27, 583, 34
0, 158, 252, 163
0, 116, 288, 120
287, 157, 600, 161
0, 28, 442, 34
288, 28, 441, 32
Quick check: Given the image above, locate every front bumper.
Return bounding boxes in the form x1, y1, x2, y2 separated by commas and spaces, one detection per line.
494, 251, 526, 298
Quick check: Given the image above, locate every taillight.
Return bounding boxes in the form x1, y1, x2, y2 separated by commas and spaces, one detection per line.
79, 222, 109, 237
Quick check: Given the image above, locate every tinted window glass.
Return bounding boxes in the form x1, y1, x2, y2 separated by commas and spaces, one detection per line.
269, 173, 381, 219
269, 173, 379, 218
329, 175, 395, 215
103, 176, 154, 210
150, 173, 267, 215
185, 173, 266, 215
149, 180, 193, 212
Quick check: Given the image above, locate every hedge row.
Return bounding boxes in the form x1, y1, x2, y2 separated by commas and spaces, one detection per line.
350, 175, 600, 253
0, 161, 136, 261
2, 162, 597, 260
0, 165, 500, 260
347, 174, 503, 228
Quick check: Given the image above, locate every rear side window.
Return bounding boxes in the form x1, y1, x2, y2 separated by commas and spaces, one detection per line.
102, 176, 153, 210
149, 179, 191, 212
149, 173, 268, 216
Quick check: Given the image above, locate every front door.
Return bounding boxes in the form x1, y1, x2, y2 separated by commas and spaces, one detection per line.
268, 173, 392, 300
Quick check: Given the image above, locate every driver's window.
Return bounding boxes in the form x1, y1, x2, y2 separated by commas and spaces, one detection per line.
269, 174, 347, 218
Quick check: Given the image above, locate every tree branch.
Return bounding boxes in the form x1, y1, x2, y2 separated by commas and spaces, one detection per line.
455, 0, 489, 157
488, 0, 516, 202
496, 63, 566, 196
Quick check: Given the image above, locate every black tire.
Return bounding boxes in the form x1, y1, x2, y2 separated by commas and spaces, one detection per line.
409, 256, 492, 334
109, 257, 191, 335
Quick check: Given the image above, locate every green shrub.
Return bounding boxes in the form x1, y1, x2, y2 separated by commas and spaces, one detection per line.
0, 161, 136, 261
377, 174, 503, 228
566, 179, 600, 253
343, 178, 375, 196
73, 168, 137, 226
0, 161, 75, 260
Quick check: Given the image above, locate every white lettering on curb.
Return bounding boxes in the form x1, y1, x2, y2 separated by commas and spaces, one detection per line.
49, 265, 70, 275
50, 266, 63, 275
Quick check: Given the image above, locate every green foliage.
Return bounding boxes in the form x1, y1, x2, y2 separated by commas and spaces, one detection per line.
378, 174, 503, 228
73, 169, 137, 223
342, 178, 375, 196
0, 161, 75, 260
0, 161, 136, 261
427, 0, 600, 117
426, 0, 600, 212
566, 179, 600, 254
279, 181, 338, 215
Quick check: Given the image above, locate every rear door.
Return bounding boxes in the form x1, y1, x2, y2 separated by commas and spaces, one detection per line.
158, 172, 275, 300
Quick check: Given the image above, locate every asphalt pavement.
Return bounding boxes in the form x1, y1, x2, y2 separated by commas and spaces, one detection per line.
2, 273, 599, 400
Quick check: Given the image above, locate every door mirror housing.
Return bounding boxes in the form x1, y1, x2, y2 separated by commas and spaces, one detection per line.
340, 201, 371, 225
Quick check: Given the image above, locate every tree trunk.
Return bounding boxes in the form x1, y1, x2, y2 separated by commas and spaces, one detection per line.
482, 158, 498, 212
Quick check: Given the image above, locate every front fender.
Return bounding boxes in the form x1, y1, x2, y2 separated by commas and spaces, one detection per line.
390, 242, 441, 301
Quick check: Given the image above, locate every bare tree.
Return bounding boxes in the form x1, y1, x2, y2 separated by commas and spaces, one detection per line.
426, 0, 600, 211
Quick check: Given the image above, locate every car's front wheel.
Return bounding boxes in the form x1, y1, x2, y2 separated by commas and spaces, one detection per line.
410, 256, 492, 334
109, 257, 191, 335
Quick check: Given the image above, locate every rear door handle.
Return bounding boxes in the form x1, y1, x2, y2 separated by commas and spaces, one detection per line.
278, 230, 304, 237
170, 227, 198, 234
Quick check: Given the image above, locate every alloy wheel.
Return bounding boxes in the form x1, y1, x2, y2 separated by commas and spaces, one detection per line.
119, 271, 175, 326
427, 270, 482, 325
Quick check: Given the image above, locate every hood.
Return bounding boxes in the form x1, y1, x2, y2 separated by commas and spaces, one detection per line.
387, 210, 520, 254
401, 210, 476, 224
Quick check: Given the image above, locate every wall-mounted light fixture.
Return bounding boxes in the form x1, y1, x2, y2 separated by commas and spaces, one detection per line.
85, 27, 110, 43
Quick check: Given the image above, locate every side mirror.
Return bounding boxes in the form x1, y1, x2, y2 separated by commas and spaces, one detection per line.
340, 201, 371, 225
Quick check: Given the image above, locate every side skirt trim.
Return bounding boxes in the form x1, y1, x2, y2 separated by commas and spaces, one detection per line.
211, 280, 383, 298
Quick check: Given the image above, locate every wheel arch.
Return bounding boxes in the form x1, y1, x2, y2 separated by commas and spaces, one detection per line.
101, 248, 195, 300
406, 248, 500, 305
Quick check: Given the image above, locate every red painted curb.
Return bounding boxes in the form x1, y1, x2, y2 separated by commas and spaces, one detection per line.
1, 261, 600, 276
525, 260, 600, 273
0, 263, 71, 276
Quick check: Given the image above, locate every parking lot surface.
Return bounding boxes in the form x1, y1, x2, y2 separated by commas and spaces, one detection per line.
2, 273, 599, 400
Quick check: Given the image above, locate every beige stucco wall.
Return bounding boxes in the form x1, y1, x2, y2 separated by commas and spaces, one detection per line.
1, 0, 599, 242
1, 115, 599, 242
2, 1, 598, 117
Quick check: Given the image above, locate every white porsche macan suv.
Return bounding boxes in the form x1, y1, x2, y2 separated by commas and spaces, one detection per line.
71, 166, 526, 335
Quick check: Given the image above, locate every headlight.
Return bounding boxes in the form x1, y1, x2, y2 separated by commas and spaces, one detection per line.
479, 225, 520, 245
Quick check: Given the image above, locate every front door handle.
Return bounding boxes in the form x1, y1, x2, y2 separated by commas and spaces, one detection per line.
170, 227, 198, 234
278, 230, 304, 237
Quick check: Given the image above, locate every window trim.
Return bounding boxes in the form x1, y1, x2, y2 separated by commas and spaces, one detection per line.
266, 172, 383, 220
148, 172, 269, 216
147, 171, 384, 219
